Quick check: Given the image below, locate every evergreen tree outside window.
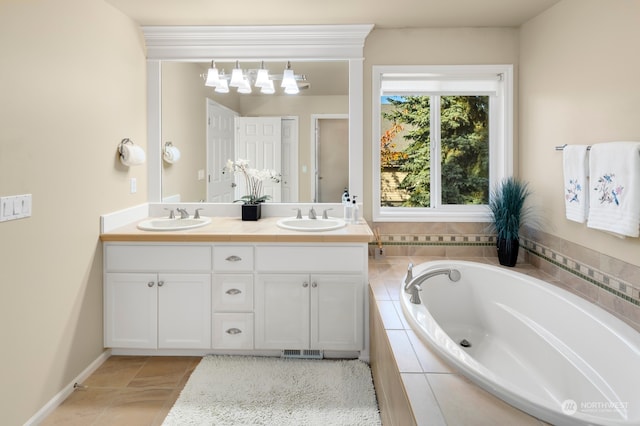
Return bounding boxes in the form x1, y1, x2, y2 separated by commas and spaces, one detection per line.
373, 65, 513, 222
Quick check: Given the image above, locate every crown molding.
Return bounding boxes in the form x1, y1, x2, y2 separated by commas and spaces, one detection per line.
142, 24, 374, 61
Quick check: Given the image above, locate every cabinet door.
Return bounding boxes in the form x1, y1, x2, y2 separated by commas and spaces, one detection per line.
104, 273, 158, 349
255, 274, 309, 349
311, 274, 364, 351
158, 273, 212, 349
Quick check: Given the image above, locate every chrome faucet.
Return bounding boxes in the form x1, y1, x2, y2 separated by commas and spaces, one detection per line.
176, 208, 189, 219
404, 265, 461, 304
322, 208, 333, 219
164, 208, 175, 219
194, 208, 204, 219
308, 206, 317, 219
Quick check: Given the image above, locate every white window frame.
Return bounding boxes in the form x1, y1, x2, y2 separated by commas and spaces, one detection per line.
372, 64, 513, 222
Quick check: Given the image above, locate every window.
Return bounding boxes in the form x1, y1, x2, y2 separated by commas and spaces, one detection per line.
372, 65, 513, 222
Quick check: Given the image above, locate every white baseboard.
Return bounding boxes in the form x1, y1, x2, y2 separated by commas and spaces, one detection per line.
24, 350, 111, 426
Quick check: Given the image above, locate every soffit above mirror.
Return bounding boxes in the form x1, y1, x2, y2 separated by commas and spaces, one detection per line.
142, 25, 374, 61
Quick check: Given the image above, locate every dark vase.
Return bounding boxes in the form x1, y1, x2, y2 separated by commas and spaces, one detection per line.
241, 203, 261, 221
497, 237, 519, 267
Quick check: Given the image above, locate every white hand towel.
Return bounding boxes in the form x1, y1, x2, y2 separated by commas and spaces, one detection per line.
587, 141, 640, 238
562, 145, 589, 223
120, 143, 146, 166
163, 145, 181, 164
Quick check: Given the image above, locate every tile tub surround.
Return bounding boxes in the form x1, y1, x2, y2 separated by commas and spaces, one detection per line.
369, 256, 551, 425
521, 226, 640, 332
370, 221, 640, 332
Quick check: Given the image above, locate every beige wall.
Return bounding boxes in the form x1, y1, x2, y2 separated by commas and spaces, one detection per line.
519, 0, 640, 267
162, 62, 211, 202
0, 0, 147, 423
363, 27, 521, 218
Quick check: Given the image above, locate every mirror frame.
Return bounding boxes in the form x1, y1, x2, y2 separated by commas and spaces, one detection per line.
142, 24, 373, 203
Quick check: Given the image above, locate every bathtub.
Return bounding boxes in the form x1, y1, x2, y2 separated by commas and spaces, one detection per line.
400, 260, 640, 426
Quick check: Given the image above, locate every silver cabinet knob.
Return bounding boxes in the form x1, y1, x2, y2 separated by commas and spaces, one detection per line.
302, 281, 309, 288
226, 328, 242, 335
157, 281, 165, 287
311, 282, 318, 288
225, 288, 242, 295
226, 255, 242, 262
147, 281, 155, 288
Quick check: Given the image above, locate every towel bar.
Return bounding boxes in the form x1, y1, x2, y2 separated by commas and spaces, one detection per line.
555, 144, 591, 151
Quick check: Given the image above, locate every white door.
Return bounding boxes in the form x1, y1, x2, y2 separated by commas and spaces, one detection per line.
311, 274, 363, 351
281, 117, 299, 202
255, 274, 309, 349
157, 273, 211, 349
104, 273, 158, 349
235, 117, 282, 202
207, 99, 238, 202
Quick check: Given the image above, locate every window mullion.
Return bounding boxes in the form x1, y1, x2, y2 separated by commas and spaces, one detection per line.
431, 95, 441, 208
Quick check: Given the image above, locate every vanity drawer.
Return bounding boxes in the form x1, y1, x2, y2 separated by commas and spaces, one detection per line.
255, 245, 366, 273
212, 274, 254, 312
213, 246, 254, 271
105, 244, 212, 272
212, 313, 254, 350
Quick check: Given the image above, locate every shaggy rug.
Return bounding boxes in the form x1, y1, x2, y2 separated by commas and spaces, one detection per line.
163, 355, 381, 426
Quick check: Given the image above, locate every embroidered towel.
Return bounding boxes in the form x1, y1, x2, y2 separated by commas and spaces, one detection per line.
563, 145, 589, 223
587, 141, 640, 237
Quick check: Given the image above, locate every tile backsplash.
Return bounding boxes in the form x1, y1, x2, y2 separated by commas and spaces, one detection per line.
370, 222, 640, 330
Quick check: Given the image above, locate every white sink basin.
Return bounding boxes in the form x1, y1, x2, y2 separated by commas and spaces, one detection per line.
276, 217, 346, 232
137, 217, 211, 231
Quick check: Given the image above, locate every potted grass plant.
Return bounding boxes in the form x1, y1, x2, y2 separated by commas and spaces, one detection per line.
489, 177, 532, 267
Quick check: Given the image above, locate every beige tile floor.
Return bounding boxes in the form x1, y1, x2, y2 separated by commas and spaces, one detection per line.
41, 356, 201, 426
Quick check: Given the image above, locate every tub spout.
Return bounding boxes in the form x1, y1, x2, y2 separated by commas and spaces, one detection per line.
404, 267, 462, 304
404, 263, 414, 286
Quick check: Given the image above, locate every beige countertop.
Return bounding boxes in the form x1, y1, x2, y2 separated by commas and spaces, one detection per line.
100, 216, 374, 243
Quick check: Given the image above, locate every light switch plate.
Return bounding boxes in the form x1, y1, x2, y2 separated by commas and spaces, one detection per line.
0, 196, 14, 221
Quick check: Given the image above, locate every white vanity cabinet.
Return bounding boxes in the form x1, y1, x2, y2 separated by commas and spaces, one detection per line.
211, 245, 255, 350
254, 245, 366, 351
104, 244, 212, 350
102, 240, 368, 356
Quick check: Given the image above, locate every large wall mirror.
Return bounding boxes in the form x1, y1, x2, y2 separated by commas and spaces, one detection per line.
144, 25, 373, 204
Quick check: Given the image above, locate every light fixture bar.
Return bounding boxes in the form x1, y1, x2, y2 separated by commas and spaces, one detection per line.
202, 60, 306, 95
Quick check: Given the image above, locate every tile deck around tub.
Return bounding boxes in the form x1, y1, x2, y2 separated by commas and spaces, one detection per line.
369, 255, 550, 426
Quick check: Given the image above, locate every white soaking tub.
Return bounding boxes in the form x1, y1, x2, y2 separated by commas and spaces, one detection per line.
400, 260, 640, 426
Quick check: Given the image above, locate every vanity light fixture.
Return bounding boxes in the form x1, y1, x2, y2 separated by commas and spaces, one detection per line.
202, 60, 307, 95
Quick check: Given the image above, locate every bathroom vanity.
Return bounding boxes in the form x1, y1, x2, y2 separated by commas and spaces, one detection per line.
100, 216, 372, 358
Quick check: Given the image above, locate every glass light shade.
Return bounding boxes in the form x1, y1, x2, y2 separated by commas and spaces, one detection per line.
284, 84, 300, 94
260, 80, 275, 94
237, 78, 252, 94
281, 69, 296, 88
229, 67, 244, 87
214, 79, 229, 93
255, 68, 270, 88
205, 67, 221, 87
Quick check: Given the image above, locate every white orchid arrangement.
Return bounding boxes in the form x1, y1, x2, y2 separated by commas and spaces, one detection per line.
225, 159, 281, 204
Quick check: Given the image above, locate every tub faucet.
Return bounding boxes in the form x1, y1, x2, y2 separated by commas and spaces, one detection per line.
404, 267, 462, 304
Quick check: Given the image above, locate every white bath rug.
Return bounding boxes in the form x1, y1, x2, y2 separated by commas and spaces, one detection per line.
163, 355, 381, 426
